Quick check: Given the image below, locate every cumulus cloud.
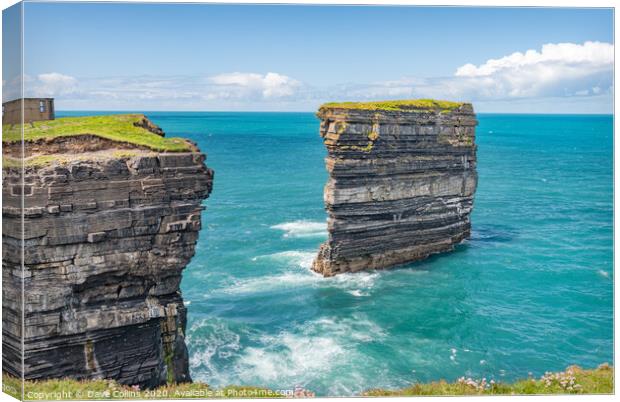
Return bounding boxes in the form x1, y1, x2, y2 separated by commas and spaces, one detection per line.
344, 41, 613, 102
30, 73, 77, 98
35, 72, 78, 96
2, 72, 80, 101
208, 72, 301, 99
452, 41, 613, 98
455, 41, 613, 77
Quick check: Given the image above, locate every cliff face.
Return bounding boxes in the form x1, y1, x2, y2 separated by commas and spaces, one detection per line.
312, 101, 477, 276
2, 118, 213, 387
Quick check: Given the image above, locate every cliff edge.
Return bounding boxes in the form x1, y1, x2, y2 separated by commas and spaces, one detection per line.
2, 114, 213, 387
312, 100, 477, 276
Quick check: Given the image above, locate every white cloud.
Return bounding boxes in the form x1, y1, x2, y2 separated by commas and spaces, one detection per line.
209, 72, 301, 98
455, 41, 613, 77
2, 72, 80, 101
7, 72, 305, 110
33, 72, 78, 97
328, 41, 613, 104
9, 42, 612, 113
2, 75, 24, 102
450, 41, 613, 99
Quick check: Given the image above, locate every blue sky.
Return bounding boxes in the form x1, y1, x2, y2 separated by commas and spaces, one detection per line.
4, 2, 615, 112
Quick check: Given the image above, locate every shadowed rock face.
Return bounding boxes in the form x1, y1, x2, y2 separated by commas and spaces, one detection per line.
2, 151, 213, 387
312, 103, 477, 277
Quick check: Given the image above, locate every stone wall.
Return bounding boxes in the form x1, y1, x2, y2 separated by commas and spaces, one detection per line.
312, 103, 477, 276
2, 151, 213, 387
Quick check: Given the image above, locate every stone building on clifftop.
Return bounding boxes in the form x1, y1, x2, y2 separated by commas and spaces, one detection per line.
2, 98, 55, 125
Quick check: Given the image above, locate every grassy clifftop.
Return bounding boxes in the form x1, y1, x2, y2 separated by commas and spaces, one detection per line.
2, 365, 612, 400
2, 114, 192, 152
1, 375, 286, 400
366, 364, 613, 396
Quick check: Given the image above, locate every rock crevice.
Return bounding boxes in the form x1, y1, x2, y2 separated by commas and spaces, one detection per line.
312, 101, 477, 276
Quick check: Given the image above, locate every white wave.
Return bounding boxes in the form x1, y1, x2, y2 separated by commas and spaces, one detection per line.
221, 268, 381, 297
271, 220, 327, 238
187, 319, 241, 384
217, 250, 320, 295
311, 314, 387, 342
233, 315, 383, 386
222, 271, 322, 295
188, 314, 389, 395
239, 333, 344, 383
220, 252, 384, 297
329, 271, 379, 296
256, 250, 317, 269
598, 269, 610, 278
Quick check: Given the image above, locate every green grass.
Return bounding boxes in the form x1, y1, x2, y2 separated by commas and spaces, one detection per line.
365, 364, 613, 396
1, 375, 287, 400
2, 364, 611, 400
3, 155, 59, 168
320, 99, 466, 112
2, 114, 192, 152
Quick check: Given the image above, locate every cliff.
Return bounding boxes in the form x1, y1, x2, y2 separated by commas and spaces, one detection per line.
2, 115, 213, 387
312, 100, 477, 276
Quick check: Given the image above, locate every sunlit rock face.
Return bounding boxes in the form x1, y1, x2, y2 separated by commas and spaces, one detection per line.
2, 148, 213, 387
312, 101, 478, 277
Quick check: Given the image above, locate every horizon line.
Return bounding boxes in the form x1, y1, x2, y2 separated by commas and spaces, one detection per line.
56, 109, 615, 116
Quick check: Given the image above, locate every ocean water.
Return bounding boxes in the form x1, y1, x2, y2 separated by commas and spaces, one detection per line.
61, 111, 614, 396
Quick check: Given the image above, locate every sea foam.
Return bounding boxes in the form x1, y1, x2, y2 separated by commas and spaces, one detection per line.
270, 220, 327, 238
187, 319, 242, 386
200, 315, 386, 392
221, 250, 381, 297
256, 250, 316, 269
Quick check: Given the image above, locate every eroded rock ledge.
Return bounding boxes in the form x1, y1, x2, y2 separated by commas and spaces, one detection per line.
312, 100, 477, 276
2, 117, 213, 387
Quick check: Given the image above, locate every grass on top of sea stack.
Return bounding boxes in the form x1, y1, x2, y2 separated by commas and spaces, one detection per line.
2, 114, 192, 152
319, 99, 466, 112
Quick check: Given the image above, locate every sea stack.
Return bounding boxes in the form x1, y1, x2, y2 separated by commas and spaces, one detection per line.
312, 100, 477, 277
2, 115, 213, 387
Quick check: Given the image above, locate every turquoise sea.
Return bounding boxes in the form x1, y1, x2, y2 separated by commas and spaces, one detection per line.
61, 112, 614, 396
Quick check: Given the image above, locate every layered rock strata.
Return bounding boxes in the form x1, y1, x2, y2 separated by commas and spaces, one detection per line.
312, 101, 477, 276
2, 120, 213, 387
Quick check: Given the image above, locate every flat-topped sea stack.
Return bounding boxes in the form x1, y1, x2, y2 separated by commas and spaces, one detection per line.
312, 99, 477, 277
2, 114, 213, 387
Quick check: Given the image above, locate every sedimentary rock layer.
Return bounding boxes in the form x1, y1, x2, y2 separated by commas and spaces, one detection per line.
2, 133, 213, 387
312, 101, 477, 276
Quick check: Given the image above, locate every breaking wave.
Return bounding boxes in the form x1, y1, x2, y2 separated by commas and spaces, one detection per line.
188, 315, 389, 395
187, 319, 242, 386
270, 220, 327, 238
218, 249, 382, 298
253, 250, 316, 269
